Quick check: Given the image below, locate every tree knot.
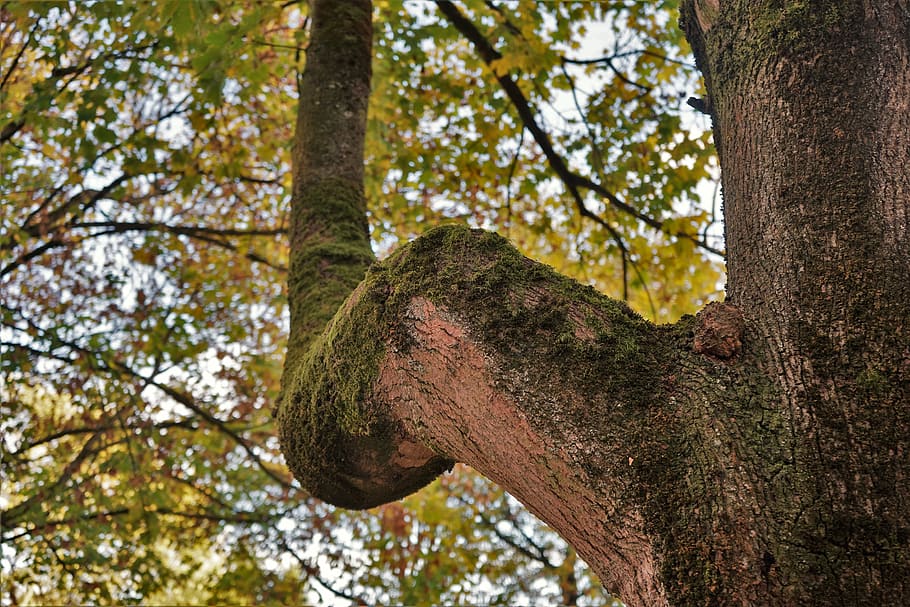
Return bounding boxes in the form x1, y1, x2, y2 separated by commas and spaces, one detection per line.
693, 302, 745, 359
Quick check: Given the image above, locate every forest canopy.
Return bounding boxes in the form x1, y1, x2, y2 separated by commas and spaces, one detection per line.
1, 1, 720, 603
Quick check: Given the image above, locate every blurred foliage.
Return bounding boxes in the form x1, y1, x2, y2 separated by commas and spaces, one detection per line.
1, 0, 718, 604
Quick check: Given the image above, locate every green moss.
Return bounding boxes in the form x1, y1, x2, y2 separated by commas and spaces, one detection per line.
750, 1, 809, 44
404, 229, 672, 468
278, 224, 670, 507
284, 177, 373, 374
277, 265, 398, 506
692, 0, 864, 107
750, 0, 852, 46
856, 368, 891, 398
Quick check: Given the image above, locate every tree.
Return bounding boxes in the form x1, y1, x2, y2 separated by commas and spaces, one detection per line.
277, 0, 910, 605
1, 1, 714, 603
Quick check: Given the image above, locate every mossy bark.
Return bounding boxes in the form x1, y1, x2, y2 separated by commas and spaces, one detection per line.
278, 1, 910, 605
677, 1, 910, 603
283, 0, 374, 380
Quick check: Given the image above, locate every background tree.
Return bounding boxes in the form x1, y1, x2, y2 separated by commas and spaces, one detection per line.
278, 0, 910, 605
3, 0, 722, 604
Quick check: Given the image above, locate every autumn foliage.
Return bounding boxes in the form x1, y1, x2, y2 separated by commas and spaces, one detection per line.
2, 2, 719, 603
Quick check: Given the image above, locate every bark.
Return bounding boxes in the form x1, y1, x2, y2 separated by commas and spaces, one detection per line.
278, 1, 910, 605
678, 1, 910, 603
283, 0, 375, 380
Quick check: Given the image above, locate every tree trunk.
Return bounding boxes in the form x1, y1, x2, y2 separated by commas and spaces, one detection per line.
678, 1, 910, 603
277, 1, 910, 605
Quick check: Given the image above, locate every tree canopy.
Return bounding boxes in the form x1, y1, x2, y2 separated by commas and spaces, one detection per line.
1, 1, 722, 603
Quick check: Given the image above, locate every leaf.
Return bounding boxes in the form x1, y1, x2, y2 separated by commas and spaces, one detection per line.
1, 1, 715, 603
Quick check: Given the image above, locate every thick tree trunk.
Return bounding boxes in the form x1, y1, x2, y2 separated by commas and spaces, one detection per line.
277, 1, 910, 605
678, 1, 910, 603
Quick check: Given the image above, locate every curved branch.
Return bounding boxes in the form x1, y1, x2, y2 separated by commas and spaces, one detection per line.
2, 506, 277, 544
0, 238, 67, 278
73, 220, 288, 271
453, 492, 556, 568
0, 18, 40, 92
8, 418, 197, 458
1, 42, 158, 145
71, 221, 285, 238
2, 431, 104, 523
277, 224, 709, 603
1, 217, 287, 276
279, 538, 366, 604
109, 361, 297, 491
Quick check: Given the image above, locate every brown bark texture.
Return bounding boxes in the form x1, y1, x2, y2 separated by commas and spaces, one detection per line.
277, 1, 910, 605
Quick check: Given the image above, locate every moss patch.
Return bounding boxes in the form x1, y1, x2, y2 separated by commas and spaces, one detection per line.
278, 224, 667, 507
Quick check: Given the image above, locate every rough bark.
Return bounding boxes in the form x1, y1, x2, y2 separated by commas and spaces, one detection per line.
678, 1, 910, 603
278, 1, 910, 605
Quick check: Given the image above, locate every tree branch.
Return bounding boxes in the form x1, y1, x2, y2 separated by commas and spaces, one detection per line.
71, 220, 285, 238
434, 1, 723, 258
8, 418, 197, 458
279, 538, 366, 604
454, 493, 556, 568
2, 506, 277, 544
2, 431, 104, 523
71, 220, 288, 270
562, 48, 697, 70
0, 18, 39, 92
1, 43, 158, 145
277, 224, 695, 602
0, 238, 67, 278
1, 217, 287, 276
1, 334, 295, 491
